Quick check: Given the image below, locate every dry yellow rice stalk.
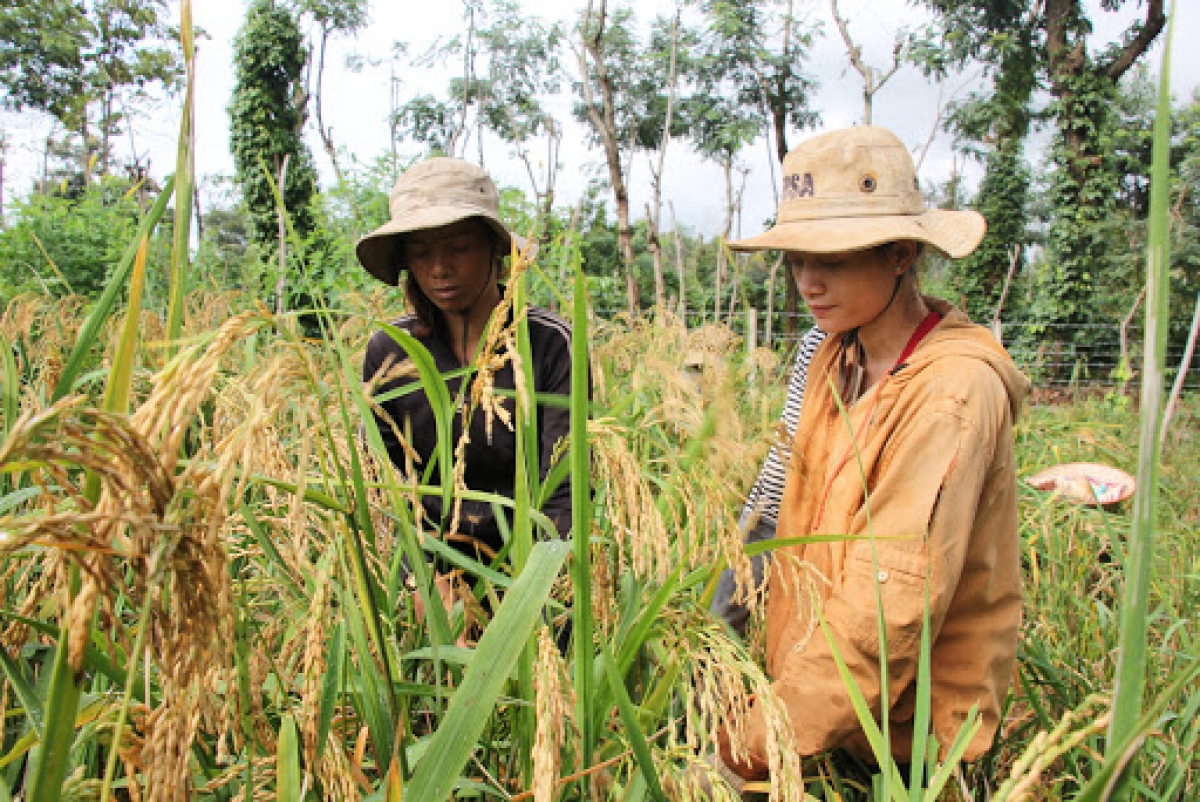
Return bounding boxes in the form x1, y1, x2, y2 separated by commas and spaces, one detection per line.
532, 624, 575, 802
587, 417, 671, 582
673, 621, 805, 802
129, 312, 268, 799
448, 255, 535, 534
316, 732, 364, 802
0, 310, 271, 797
661, 750, 743, 802
588, 540, 617, 640
996, 695, 1112, 802
302, 558, 333, 773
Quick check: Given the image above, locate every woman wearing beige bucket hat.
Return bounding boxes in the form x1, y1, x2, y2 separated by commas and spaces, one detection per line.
357, 157, 578, 636
715, 126, 1031, 783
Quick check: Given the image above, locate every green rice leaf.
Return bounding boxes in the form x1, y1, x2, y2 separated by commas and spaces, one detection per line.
276, 714, 301, 801
816, 616, 907, 801
103, 235, 149, 416
24, 643, 82, 801
923, 706, 980, 798
0, 335, 18, 443
0, 487, 42, 515
340, 578, 397, 772
164, 0, 195, 351
0, 648, 42, 736
616, 564, 684, 675
316, 622, 347, 760
406, 540, 570, 801
375, 321, 455, 516
1105, 2, 1175, 783
1080, 660, 1200, 802
0, 611, 132, 695
908, 576, 933, 800
570, 262, 596, 771
238, 501, 310, 599
602, 643, 667, 802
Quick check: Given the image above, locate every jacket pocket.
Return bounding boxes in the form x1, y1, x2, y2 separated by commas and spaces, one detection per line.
842, 540, 929, 659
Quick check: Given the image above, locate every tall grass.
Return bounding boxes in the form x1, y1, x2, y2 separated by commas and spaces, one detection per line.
1101, 5, 1177, 793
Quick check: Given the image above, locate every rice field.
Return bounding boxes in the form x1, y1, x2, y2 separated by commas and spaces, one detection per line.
0, 267, 1197, 800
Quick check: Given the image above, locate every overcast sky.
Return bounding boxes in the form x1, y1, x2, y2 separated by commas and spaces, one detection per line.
2, 0, 1196, 238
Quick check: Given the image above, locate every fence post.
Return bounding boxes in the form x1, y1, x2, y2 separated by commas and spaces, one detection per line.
746, 306, 758, 354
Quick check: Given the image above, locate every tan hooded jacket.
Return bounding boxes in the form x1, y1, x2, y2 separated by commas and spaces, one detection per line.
742, 298, 1030, 766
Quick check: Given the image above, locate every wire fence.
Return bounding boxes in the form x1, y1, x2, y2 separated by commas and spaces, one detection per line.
771, 314, 1200, 392
595, 306, 1200, 393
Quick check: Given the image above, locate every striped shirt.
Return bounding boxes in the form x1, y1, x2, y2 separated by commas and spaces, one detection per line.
740, 326, 826, 530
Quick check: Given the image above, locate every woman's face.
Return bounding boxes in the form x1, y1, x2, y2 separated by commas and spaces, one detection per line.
404, 219, 498, 315
787, 244, 912, 334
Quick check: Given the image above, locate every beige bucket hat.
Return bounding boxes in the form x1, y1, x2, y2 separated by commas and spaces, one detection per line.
730, 126, 985, 258
356, 157, 528, 286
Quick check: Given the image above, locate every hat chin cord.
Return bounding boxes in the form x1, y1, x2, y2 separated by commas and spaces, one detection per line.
841, 271, 906, 353
455, 259, 500, 364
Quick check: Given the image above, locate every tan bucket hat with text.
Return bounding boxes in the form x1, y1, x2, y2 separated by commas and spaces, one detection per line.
730, 126, 985, 258
356, 157, 528, 285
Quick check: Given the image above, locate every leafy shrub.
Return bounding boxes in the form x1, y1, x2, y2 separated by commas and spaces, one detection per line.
0, 177, 159, 302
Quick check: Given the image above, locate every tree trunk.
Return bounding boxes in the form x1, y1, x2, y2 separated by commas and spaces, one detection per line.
646, 7, 681, 314
616, 178, 638, 315
765, 254, 782, 347
314, 25, 345, 185
579, 0, 638, 315
646, 202, 666, 311
0, 136, 6, 228
830, 0, 902, 126
1161, 292, 1200, 449
275, 154, 291, 317
669, 200, 686, 321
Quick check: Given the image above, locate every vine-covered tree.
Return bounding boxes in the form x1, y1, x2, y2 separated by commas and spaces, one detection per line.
921, 0, 1165, 369
1034, 0, 1164, 355
229, 0, 319, 249
229, 0, 323, 326
915, 2, 1039, 324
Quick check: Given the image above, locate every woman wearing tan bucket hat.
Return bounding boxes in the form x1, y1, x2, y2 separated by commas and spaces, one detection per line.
357, 157, 578, 635
716, 126, 1031, 783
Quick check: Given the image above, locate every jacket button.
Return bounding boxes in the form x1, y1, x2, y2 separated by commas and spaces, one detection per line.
877, 570, 890, 583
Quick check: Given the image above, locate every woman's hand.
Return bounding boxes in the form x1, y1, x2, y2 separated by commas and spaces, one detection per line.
411, 571, 470, 648
716, 700, 770, 781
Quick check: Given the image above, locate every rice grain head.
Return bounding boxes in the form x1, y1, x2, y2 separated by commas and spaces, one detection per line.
677, 622, 805, 802
532, 625, 574, 801
302, 558, 333, 772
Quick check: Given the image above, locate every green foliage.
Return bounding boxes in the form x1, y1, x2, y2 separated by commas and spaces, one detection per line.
229, 0, 320, 248
296, 0, 369, 33
1036, 70, 1120, 326
0, 0, 182, 173
393, 94, 458, 155
1027, 0, 1163, 371
0, 0, 87, 120
572, 3, 644, 149
923, 5, 1039, 325
693, 0, 819, 158
472, 0, 563, 147
0, 176, 163, 303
